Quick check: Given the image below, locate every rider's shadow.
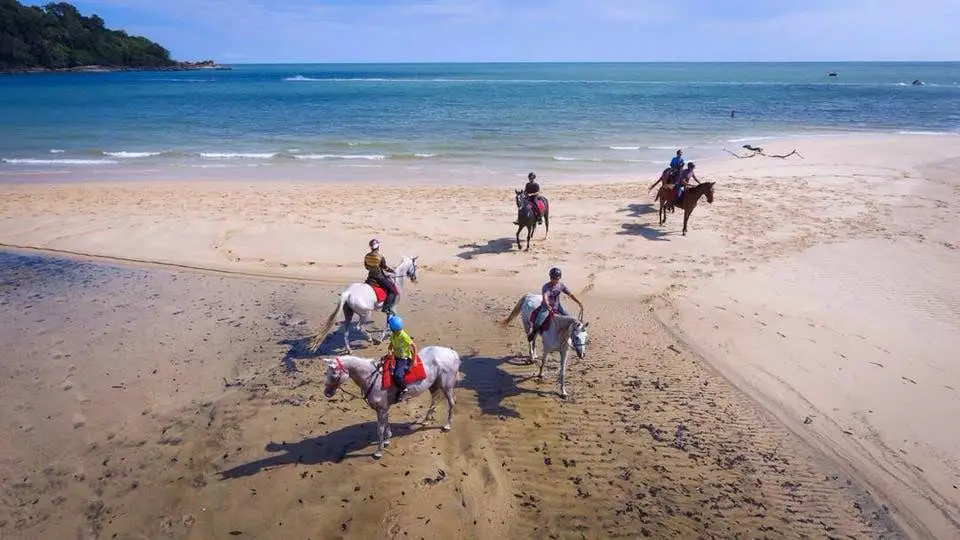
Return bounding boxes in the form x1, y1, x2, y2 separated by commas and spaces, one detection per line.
217, 421, 424, 477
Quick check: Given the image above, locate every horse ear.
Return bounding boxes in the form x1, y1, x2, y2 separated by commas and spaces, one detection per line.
582, 322, 590, 328
413, 256, 419, 262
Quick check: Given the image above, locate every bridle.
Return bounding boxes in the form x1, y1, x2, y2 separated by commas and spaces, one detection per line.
326, 357, 382, 402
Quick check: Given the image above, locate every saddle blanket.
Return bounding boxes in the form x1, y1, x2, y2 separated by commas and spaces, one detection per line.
366, 280, 388, 303
380, 354, 427, 390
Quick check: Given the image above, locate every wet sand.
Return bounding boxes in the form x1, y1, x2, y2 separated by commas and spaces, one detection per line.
1, 251, 893, 539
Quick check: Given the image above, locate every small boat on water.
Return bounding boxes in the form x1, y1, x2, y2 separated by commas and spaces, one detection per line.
827, 72, 838, 77
911, 79, 924, 86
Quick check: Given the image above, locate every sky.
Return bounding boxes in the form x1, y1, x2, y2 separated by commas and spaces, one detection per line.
41, 0, 960, 63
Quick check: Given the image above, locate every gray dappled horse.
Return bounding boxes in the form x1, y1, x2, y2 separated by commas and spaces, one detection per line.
501, 293, 589, 398
309, 256, 419, 353
321, 345, 461, 459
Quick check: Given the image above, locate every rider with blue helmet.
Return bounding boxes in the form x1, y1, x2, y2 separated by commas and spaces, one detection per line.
387, 314, 416, 399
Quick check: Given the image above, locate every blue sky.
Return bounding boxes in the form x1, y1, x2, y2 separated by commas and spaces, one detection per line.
44, 0, 960, 62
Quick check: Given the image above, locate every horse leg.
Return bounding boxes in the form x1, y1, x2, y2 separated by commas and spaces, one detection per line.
544, 210, 549, 239
515, 225, 523, 251
525, 226, 533, 251
373, 408, 388, 459
528, 334, 537, 366
418, 388, 439, 425
442, 385, 455, 432
342, 306, 354, 354
683, 208, 690, 236
537, 348, 547, 380
558, 349, 569, 399
375, 320, 387, 346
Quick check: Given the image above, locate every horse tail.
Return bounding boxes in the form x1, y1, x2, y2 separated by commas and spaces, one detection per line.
309, 291, 347, 352
501, 295, 526, 327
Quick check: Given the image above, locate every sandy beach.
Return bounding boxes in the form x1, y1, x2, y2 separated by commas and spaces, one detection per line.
2, 133, 959, 539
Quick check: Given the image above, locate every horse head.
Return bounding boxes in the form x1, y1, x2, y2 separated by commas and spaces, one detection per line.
396, 256, 420, 284
704, 182, 715, 204
570, 319, 590, 359
322, 357, 348, 398
556, 315, 590, 359
515, 189, 525, 209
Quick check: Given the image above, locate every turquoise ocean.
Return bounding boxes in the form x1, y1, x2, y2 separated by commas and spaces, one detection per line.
1, 62, 959, 183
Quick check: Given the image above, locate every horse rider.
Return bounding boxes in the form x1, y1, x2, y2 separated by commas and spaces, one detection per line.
515, 172, 544, 225
364, 238, 399, 314
386, 314, 417, 400
675, 162, 700, 204
528, 267, 585, 342
669, 149, 685, 184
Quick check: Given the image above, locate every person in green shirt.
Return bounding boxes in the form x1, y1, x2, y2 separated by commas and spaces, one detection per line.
387, 314, 416, 399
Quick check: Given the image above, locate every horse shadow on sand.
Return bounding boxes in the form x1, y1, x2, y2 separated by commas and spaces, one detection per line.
217, 420, 430, 477
617, 203, 671, 241
457, 352, 562, 419
456, 238, 516, 260
618, 203, 657, 218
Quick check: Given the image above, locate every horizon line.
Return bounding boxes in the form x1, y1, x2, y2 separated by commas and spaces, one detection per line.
207, 60, 960, 65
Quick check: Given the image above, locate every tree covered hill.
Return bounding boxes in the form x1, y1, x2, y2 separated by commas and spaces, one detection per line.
0, 0, 214, 72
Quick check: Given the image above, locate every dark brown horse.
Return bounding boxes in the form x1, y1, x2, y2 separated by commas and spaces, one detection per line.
514, 189, 550, 251
656, 181, 715, 236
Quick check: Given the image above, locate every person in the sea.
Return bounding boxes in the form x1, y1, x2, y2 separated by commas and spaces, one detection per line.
528, 267, 585, 342
364, 238, 398, 314
675, 162, 700, 203
386, 313, 416, 400
515, 172, 543, 225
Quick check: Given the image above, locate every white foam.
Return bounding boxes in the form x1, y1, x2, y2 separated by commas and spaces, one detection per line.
293, 154, 386, 160
609, 146, 640, 150
552, 156, 601, 162
897, 130, 958, 136
199, 152, 277, 159
726, 136, 780, 143
49, 149, 65, 154
414, 153, 437, 158
647, 145, 678, 150
2, 158, 118, 165
103, 151, 163, 158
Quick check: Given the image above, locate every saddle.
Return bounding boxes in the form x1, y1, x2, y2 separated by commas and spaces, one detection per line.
528, 306, 555, 335
527, 196, 546, 214
380, 353, 427, 390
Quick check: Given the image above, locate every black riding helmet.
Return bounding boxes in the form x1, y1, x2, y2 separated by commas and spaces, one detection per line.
549, 267, 561, 280
528, 172, 536, 181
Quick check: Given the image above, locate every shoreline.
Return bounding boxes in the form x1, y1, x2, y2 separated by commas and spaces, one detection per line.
0, 61, 231, 75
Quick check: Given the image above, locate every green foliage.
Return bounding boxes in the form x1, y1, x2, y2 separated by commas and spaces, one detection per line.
0, 0, 174, 70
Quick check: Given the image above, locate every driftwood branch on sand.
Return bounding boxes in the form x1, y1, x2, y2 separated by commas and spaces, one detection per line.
722, 145, 804, 159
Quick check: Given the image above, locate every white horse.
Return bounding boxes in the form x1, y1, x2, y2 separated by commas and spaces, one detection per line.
309, 256, 419, 353
501, 293, 589, 398
321, 346, 461, 459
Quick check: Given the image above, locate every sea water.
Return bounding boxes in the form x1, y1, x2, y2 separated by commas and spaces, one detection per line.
1, 62, 958, 183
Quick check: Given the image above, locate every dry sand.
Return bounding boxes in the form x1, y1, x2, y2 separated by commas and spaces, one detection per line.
1, 133, 958, 539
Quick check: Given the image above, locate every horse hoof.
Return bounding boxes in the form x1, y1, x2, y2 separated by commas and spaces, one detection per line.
441, 424, 451, 432
560, 390, 569, 399
383, 440, 391, 447
372, 451, 382, 459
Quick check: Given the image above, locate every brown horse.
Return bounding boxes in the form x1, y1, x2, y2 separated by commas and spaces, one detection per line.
657, 181, 715, 235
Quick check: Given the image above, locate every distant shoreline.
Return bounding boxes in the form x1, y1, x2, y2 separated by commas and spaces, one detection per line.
0, 60, 230, 75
